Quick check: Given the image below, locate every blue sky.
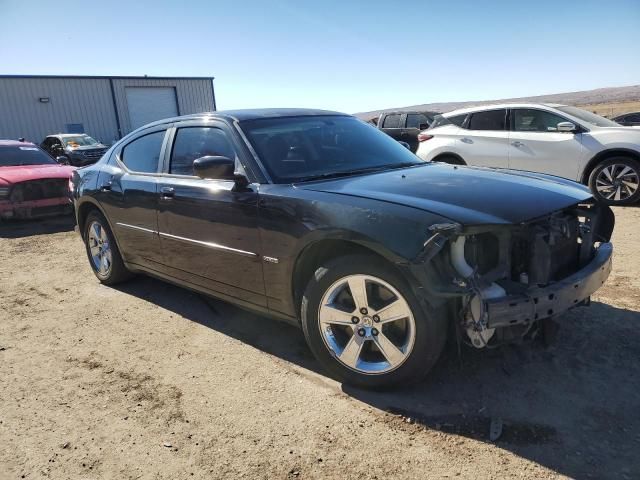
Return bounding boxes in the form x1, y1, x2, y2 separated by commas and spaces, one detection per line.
0, 0, 638, 113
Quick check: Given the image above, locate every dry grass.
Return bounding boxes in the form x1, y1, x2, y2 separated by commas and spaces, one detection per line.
574, 100, 640, 119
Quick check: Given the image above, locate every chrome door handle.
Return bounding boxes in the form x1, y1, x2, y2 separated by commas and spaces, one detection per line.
160, 186, 175, 199
99, 181, 112, 192
511, 141, 525, 147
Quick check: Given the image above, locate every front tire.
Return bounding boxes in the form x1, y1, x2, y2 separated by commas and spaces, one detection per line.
301, 254, 447, 389
83, 211, 132, 285
588, 157, 640, 205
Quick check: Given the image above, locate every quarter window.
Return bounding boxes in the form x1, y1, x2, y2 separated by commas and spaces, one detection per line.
468, 110, 507, 131
382, 114, 402, 128
513, 109, 568, 132
448, 114, 468, 127
120, 131, 165, 173
170, 127, 235, 176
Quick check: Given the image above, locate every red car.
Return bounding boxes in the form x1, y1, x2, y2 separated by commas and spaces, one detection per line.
0, 140, 76, 220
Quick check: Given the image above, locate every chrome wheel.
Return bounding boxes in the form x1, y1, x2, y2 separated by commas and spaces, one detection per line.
595, 164, 639, 202
87, 220, 112, 276
318, 274, 416, 374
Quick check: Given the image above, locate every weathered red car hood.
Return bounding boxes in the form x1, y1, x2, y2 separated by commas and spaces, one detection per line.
0, 164, 76, 184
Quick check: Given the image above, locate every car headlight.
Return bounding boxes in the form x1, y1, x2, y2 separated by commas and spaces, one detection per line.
0, 187, 9, 199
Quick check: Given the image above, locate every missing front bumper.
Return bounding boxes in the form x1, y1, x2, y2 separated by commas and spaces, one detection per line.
484, 242, 613, 329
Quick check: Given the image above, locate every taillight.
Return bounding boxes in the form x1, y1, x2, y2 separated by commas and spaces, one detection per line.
417, 133, 433, 142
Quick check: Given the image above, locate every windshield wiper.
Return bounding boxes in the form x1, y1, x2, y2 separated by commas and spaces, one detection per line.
297, 162, 419, 182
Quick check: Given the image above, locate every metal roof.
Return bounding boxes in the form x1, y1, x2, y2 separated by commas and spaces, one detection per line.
0, 74, 214, 80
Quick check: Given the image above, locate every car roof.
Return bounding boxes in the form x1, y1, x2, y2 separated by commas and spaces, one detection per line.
131, 108, 348, 131
0, 140, 37, 147
443, 102, 567, 116
380, 110, 439, 115
47, 133, 90, 138
613, 111, 640, 118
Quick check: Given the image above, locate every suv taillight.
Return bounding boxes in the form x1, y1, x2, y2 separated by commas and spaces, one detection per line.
417, 133, 433, 142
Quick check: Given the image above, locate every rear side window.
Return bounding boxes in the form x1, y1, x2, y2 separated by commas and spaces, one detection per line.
626, 113, 640, 122
406, 113, 432, 129
170, 127, 236, 176
382, 114, 402, 128
121, 131, 165, 173
468, 110, 507, 131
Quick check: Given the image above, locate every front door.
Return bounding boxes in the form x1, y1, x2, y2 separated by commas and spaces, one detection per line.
157, 122, 266, 307
508, 108, 585, 181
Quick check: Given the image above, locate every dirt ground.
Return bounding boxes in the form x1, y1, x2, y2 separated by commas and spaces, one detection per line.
1, 208, 639, 480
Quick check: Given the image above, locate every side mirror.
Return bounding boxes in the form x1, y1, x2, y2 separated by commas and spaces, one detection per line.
193, 156, 235, 179
398, 141, 411, 150
56, 156, 69, 165
419, 123, 430, 130
557, 121, 577, 133
192, 156, 249, 188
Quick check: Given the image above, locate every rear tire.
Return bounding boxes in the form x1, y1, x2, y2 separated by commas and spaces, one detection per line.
301, 254, 447, 389
588, 156, 640, 205
83, 210, 132, 285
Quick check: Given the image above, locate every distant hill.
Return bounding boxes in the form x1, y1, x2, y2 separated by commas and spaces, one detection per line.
355, 84, 640, 121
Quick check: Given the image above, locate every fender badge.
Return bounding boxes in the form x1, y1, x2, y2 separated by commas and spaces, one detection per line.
263, 256, 279, 264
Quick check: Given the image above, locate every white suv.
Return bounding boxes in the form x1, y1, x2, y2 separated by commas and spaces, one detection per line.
416, 103, 640, 205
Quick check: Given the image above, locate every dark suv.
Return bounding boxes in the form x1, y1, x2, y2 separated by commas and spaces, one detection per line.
71, 109, 614, 389
612, 112, 640, 127
375, 111, 438, 153
41, 134, 108, 167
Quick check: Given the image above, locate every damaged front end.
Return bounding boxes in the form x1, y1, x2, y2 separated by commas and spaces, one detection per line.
414, 201, 614, 348
0, 179, 73, 220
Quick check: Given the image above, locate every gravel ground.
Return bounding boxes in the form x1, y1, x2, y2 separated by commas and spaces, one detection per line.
1, 207, 639, 480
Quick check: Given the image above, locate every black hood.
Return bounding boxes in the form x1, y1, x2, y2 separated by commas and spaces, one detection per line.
297, 163, 592, 225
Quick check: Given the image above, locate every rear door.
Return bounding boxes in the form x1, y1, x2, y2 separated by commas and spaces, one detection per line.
458, 109, 509, 168
156, 120, 266, 307
404, 113, 432, 152
97, 126, 168, 267
379, 113, 405, 141
508, 108, 585, 180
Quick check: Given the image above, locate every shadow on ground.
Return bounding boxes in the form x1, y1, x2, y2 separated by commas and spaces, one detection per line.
114, 276, 640, 479
0, 215, 75, 238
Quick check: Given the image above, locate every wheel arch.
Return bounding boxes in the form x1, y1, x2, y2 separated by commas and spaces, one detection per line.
76, 199, 121, 247
291, 238, 407, 315
580, 148, 640, 184
432, 152, 466, 165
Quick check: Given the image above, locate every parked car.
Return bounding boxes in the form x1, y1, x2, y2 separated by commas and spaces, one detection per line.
612, 111, 640, 127
416, 103, 640, 205
0, 140, 75, 219
376, 111, 437, 152
41, 133, 108, 167
71, 109, 614, 388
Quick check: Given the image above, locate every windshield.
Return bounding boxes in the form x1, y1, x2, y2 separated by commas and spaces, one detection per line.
0, 145, 57, 167
555, 106, 620, 128
240, 115, 423, 183
63, 135, 99, 147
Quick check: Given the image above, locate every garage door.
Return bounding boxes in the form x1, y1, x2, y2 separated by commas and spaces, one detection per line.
125, 87, 178, 130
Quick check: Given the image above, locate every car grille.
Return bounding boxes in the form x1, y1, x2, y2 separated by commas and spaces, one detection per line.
82, 148, 107, 160
9, 179, 69, 201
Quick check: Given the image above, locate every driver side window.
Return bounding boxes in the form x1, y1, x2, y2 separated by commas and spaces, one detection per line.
169, 127, 236, 176
513, 109, 568, 132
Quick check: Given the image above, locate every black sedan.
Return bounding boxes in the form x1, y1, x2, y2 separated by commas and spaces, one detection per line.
71, 109, 614, 388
